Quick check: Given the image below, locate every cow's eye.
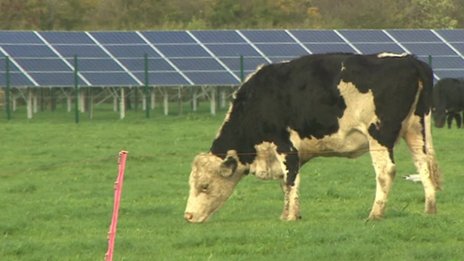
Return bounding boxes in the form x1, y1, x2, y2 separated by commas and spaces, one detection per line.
200, 183, 209, 192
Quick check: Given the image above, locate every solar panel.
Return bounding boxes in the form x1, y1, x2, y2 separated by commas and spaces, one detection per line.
54, 45, 116, 58
191, 30, 245, 43
305, 43, 355, 53
134, 72, 190, 85
41, 32, 93, 44
205, 43, 260, 57
0, 31, 41, 44
403, 43, 456, 56
155, 44, 210, 57
30, 72, 78, 86
386, 29, 441, 42
16, 58, 69, 71
105, 45, 160, 58
0, 29, 463, 87
90, 32, 145, 44
240, 30, 295, 43
290, 30, 344, 43
354, 43, 404, 54
434, 29, 464, 42
254, 43, 307, 58
0, 72, 33, 86
118, 58, 174, 71
142, 31, 195, 44
340, 30, 393, 43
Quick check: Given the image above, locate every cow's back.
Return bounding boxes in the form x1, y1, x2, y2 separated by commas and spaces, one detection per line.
211, 53, 432, 164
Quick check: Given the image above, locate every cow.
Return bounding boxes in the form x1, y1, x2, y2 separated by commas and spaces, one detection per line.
184, 53, 441, 223
432, 78, 464, 128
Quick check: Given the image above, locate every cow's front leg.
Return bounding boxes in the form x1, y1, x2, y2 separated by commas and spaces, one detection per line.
368, 141, 396, 220
280, 174, 301, 220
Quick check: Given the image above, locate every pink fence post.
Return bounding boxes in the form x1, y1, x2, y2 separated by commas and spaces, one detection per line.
105, 151, 128, 261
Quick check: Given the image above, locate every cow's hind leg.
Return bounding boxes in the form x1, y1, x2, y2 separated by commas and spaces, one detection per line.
456, 112, 462, 128
368, 139, 396, 220
280, 174, 301, 221
403, 114, 441, 214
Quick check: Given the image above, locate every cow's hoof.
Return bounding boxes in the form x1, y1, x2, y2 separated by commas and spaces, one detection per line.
366, 213, 383, 222
281, 214, 302, 221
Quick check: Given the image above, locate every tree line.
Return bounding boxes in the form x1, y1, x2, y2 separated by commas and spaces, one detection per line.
0, 0, 462, 30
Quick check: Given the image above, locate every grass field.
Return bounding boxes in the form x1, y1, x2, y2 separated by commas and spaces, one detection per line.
0, 107, 463, 261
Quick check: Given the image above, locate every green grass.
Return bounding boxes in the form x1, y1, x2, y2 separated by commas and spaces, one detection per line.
0, 107, 463, 261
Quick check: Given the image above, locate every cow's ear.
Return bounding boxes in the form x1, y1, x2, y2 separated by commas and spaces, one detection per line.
219, 156, 238, 177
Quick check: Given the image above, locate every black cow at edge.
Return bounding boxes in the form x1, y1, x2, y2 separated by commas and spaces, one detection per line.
433, 78, 464, 128
184, 53, 441, 223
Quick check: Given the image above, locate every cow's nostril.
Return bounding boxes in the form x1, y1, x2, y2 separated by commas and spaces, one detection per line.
184, 212, 194, 221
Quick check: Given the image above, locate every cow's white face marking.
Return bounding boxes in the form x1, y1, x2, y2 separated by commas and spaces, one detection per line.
184, 152, 245, 223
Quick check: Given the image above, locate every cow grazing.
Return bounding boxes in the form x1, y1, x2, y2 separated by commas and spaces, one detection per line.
184, 53, 441, 223
432, 78, 464, 128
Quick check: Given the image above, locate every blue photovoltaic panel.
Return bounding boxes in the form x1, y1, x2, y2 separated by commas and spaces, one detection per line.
141, 31, 195, 44
206, 44, 261, 57
449, 43, 464, 54
305, 43, 355, 53
240, 30, 295, 43
83, 72, 138, 86
0, 31, 41, 44
290, 30, 344, 43
434, 70, 464, 79
41, 32, 93, 44
15, 58, 70, 71
118, 58, 175, 71
30, 72, 79, 86
339, 30, 392, 43
186, 72, 238, 85
105, 45, 160, 58
90, 32, 145, 44
0, 57, 21, 71
429, 56, 464, 69
0, 73, 34, 86
191, 30, 245, 43
387, 30, 441, 42
220, 57, 268, 72
435, 29, 464, 42
155, 44, 210, 57
134, 72, 190, 85
402, 43, 456, 56
170, 58, 224, 71
254, 44, 308, 58
2, 45, 57, 58
354, 43, 404, 54
54, 45, 109, 58
71, 58, 123, 72
0, 29, 463, 87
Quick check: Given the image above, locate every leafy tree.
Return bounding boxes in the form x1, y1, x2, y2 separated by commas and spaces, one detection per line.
0, 0, 462, 30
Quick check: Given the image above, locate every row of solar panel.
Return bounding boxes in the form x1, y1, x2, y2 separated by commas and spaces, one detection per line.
0, 29, 463, 87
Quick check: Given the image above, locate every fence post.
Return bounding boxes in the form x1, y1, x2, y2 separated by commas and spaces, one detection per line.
144, 54, 150, 118
240, 55, 244, 82
105, 151, 128, 261
5, 56, 11, 120
74, 55, 80, 124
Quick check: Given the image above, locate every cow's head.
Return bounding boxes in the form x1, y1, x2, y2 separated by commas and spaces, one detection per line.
432, 107, 447, 128
184, 151, 247, 223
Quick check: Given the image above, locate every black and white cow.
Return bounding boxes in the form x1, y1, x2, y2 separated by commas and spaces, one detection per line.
433, 78, 464, 128
184, 53, 441, 223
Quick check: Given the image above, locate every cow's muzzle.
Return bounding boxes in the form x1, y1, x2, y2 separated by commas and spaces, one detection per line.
184, 212, 207, 223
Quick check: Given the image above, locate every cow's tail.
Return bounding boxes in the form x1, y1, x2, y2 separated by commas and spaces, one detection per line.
416, 58, 442, 190
424, 111, 442, 190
